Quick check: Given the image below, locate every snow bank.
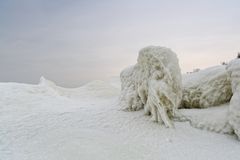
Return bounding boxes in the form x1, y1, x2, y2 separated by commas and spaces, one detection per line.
120, 46, 182, 127
181, 65, 232, 108
227, 59, 240, 139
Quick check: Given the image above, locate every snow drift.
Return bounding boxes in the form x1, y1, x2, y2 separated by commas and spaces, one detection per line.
181, 66, 232, 108
120, 46, 182, 127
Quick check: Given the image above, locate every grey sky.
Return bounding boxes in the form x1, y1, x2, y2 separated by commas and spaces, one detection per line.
1, 0, 240, 87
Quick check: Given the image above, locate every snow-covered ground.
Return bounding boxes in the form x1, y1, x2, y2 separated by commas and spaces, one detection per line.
0, 77, 240, 160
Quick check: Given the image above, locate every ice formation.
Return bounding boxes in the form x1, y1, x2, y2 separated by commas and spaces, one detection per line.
179, 59, 240, 139
120, 46, 182, 127
227, 59, 240, 139
181, 66, 232, 108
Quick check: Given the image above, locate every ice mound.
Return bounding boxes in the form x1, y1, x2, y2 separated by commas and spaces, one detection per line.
227, 59, 240, 139
181, 66, 232, 108
120, 46, 182, 127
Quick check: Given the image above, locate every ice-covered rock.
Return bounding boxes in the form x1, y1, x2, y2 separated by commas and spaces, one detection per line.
120, 46, 182, 127
181, 66, 232, 108
227, 59, 240, 139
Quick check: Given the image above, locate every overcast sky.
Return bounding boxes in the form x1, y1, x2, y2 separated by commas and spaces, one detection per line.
1, 0, 240, 87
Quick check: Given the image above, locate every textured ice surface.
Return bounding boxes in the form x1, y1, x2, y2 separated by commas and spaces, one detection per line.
120, 46, 182, 127
180, 104, 233, 134
182, 65, 232, 108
